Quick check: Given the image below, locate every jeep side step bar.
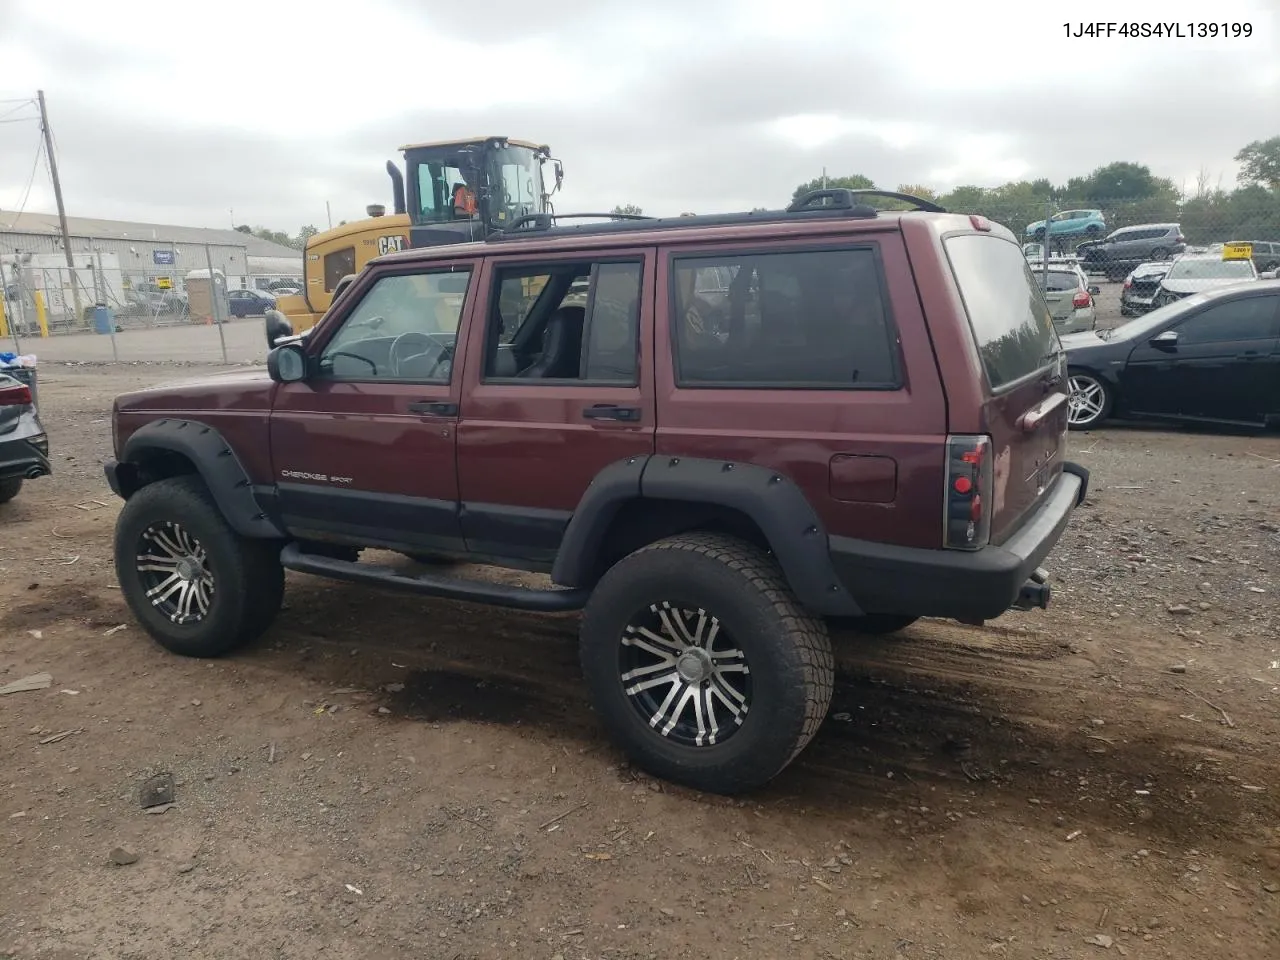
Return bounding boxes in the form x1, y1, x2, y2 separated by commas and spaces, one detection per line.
279, 543, 589, 612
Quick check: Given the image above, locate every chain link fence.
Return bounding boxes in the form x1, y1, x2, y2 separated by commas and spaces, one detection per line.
1, 237, 302, 364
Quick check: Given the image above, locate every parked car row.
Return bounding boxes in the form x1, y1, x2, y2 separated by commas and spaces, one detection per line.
1021, 211, 1277, 282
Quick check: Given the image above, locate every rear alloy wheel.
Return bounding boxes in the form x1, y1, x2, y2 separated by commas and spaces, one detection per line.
1150, 247, 1169, 260
114, 475, 284, 657
579, 532, 834, 795
1067, 371, 1112, 429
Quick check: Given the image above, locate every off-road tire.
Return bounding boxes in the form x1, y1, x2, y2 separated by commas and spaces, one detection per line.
114, 475, 284, 658
578, 532, 835, 795
0, 477, 22, 504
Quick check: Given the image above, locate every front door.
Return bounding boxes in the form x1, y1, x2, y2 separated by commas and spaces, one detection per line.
268, 261, 478, 554
454, 249, 656, 564
1166, 292, 1280, 423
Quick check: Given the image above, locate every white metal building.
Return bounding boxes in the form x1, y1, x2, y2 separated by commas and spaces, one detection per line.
0, 210, 303, 295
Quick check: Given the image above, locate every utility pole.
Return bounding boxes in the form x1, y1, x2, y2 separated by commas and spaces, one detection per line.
37, 90, 83, 324
326, 200, 333, 230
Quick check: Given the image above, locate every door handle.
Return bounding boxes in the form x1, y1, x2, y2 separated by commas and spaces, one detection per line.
582, 404, 641, 422
407, 400, 458, 416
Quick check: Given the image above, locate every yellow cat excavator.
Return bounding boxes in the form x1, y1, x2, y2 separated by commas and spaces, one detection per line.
269, 136, 563, 343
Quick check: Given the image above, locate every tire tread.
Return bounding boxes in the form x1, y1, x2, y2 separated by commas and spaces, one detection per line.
597, 531, 834, 773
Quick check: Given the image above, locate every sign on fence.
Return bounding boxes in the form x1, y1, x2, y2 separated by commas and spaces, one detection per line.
153, 250, 176, 265
155, 277, 172, 289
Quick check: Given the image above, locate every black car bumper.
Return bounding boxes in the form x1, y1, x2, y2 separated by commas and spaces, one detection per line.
0, 428, 52, 482
828, 463, 1088, 622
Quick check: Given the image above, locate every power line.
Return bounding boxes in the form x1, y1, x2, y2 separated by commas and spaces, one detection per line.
0, 100, 36, 121
10, 134, 45, 220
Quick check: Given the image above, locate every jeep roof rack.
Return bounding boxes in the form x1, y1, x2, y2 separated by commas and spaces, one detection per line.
785, 188, 946, 214
486, 188, 946, 243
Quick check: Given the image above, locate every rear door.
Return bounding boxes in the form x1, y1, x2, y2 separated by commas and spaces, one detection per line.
454, 247, 656, 563
939, 231, 1070, 544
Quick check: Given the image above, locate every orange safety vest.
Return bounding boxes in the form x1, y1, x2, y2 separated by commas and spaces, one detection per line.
453, 184, 477, 215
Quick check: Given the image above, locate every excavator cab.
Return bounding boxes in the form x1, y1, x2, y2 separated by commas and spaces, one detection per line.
397, 137, 562, 247
269, 137, 562, 346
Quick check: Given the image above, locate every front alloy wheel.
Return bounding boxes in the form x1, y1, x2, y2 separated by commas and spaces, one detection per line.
137, 521, 215, 624
1067, 372, 1111, 429
114, 475, 284, 657
620, 602, 751, 747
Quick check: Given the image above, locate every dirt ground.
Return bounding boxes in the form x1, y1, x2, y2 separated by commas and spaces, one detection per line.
2, 364, 1278, 960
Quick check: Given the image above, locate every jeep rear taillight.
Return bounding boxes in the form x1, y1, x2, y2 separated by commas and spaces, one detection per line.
944, 435, 993, 550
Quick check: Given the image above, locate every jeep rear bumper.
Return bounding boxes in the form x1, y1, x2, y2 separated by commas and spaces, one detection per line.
828, 463, 1087, 623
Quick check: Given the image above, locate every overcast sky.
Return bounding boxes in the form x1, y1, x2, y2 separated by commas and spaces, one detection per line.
0, 0, 1276, 233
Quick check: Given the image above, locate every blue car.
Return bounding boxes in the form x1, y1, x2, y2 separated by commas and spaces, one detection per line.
1024, 209, 1107, 242
227, 288, 277, 317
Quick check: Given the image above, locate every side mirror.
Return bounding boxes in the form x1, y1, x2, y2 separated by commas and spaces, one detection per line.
554, 159, 564, 192
1150, 330, 1178, 349
1088, 285, 1101, 295
267, 342, 308, 382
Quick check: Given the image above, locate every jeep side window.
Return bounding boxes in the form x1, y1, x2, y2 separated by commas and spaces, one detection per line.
671, 248, 899, 388
483, 259, 642, 383
318, 269, 472, 381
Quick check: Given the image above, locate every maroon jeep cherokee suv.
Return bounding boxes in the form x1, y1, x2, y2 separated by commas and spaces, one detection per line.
104, 190, 1087, 794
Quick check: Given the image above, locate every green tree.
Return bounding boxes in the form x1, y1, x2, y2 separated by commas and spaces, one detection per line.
233, 224, 252, 234
1235, 137, 1280, 191
896, 184, 938, 201
791, 173, 875, 202
611, 203, 643, 216
1066, 162, 1177, 205
294, 225, 319, 248
250, 226, 293, 247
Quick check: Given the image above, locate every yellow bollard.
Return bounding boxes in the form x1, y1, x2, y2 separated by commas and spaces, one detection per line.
34, 291, 48, 337
0, 292, 7, 338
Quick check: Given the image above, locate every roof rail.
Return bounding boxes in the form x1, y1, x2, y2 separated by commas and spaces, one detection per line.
483, 190, 943, 244
498, 211, 655, 236
787, 188, 947, 214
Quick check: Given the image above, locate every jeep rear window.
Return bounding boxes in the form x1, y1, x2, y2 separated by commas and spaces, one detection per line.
671, 248, 899, 388
944, 234, 1059, 391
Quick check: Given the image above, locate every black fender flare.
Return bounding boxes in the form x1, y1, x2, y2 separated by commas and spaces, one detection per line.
117, 418, 285, 539
552, 455, 862, 617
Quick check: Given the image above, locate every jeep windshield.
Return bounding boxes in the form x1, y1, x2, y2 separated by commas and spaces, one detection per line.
944, 234, 1060, 390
